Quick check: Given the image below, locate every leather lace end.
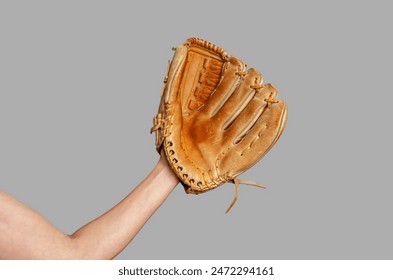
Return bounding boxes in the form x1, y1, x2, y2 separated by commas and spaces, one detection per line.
225, 178, 266, 214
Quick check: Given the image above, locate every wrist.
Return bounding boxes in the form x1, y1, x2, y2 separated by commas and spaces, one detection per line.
157, 156, 179, 188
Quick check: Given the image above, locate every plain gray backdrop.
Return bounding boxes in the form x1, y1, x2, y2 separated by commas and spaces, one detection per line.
0, 1, 392, 259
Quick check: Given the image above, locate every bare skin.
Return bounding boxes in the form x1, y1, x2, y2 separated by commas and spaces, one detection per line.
0, 157, 179, 260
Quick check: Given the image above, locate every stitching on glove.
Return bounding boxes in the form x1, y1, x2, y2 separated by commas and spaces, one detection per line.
250, 84, 279, 108
186, 37, 229, 60
163, 138, 204, 192
250, 84, 263, 90
150, 113, 163, 134
235, 71, 247, 78
240, 124, 268, 156
215, 147, 231, 175
265, 93, 279, 108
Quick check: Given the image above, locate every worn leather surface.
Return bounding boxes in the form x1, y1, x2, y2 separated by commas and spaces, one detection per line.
152, 38, 287, 195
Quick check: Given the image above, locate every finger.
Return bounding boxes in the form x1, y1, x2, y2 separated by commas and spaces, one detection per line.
233, 100, 287, 163
212, 68, 263, 129
224, 84, 277, 143
203, 56, 246, 116
216, 99, 287, 176
164, 45, 188, 104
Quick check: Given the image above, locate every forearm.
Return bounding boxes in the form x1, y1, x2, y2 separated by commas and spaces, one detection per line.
70, 157, 179, 259
0, 157, 179, 259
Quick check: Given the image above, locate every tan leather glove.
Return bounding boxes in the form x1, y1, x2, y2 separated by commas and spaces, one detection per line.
151, 38, 287, 212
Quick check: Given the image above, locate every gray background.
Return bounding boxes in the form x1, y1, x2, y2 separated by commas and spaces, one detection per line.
0, 1, 392, 259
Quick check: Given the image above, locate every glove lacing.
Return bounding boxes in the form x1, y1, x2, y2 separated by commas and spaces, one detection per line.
226, 178, 266, 213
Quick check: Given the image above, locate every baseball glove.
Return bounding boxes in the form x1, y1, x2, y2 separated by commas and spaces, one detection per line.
151, 38, 287, 213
